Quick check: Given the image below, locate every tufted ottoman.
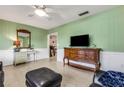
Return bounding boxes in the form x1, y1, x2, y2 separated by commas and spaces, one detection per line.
25, 67, 62, 87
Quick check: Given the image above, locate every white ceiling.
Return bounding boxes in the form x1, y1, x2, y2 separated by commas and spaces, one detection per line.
0, 5, 117, 30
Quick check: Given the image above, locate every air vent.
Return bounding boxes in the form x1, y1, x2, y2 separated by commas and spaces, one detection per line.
78, 11, 89, 16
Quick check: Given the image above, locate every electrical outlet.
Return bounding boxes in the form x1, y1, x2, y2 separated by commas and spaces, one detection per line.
121, 64, 124, 68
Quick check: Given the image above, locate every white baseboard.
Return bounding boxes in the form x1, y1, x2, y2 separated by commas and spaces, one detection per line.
2, 48, 124, 72
57, 49, 64, 62
100, 52, 124, 72
0, 48, 49, 66
34, 48, 49, 60
57, 49, 124, 72
0, 50, 14, 66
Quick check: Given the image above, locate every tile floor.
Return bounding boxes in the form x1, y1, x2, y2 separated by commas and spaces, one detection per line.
3, 58, 94, 87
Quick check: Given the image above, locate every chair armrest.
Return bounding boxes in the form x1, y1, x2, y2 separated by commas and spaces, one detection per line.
95, 70, 105, 78
0, 61, 3, 71
93, 70, 105, 83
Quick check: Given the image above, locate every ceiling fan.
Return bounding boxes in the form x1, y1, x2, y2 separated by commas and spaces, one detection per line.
28, 5, 57, 19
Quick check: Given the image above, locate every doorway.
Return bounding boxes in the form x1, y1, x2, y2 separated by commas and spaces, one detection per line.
48, 32, 58, 61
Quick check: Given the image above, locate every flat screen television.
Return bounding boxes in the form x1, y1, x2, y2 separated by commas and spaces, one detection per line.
70, 34, 89, 47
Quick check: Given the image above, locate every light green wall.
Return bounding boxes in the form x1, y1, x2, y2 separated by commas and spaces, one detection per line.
1, 6, 124, 52
49, 6, 124, 52
0, 19, 47, 50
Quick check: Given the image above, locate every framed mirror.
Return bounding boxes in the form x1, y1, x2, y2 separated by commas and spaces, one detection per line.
17, 29, 31, 48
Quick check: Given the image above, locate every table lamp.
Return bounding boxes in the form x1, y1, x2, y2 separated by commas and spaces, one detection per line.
13, 40, 20, 48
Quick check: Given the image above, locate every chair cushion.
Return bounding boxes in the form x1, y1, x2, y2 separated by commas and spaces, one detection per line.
0, 61, 4, 87
98, 70, 124, 87
26, 67, 62, 87
0, 71, 4, 87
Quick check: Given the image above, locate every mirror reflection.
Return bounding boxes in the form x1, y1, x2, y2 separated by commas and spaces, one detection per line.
17, 29, 31, 48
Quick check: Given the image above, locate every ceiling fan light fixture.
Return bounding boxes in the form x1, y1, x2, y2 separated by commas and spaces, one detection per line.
35, 9, 48, 17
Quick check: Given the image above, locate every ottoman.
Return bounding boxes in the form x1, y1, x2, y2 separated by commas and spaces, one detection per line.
25, 67, 62, 87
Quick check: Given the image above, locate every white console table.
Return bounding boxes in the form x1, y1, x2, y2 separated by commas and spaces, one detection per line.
27, 50, 37, 62
13, 49, 37, 66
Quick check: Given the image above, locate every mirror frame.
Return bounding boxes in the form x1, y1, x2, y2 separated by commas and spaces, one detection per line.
17, 29, 31, 48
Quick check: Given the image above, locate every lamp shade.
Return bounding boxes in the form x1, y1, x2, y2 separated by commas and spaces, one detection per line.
13, 40, 20, 47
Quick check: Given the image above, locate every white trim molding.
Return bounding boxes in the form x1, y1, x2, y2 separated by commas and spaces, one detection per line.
100, 51, 124, 72
0, 48, 49, 66
0, 50, 14, 66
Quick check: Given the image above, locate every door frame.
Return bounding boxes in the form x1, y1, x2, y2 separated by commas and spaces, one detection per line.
47, 32, 58, 58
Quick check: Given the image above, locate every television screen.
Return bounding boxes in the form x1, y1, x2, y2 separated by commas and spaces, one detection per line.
70, 34, 89, 46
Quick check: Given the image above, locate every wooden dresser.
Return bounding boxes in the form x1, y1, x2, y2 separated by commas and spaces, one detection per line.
63, 48, 101, 71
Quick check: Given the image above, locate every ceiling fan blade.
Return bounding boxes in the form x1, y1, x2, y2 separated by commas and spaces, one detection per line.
32, 5, 45, 9
32, 5, 38, 9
